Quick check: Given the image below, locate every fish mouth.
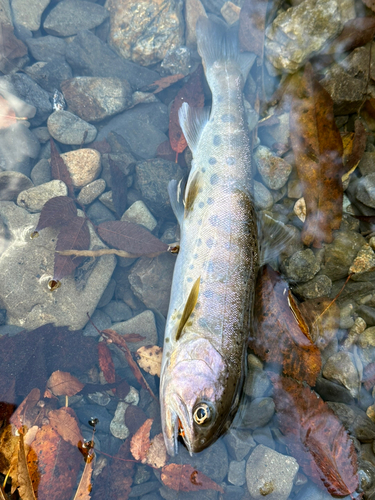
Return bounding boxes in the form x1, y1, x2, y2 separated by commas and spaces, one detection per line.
162, 395, 194, 456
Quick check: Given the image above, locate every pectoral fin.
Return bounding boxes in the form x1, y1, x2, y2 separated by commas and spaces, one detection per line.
175, 276, 200, 341
168, 178, 186, 225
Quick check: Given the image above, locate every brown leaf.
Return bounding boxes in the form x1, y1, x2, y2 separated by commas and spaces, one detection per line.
130, 418, 153, 462
298, 297, 340, 351
54, 216, 90, 281
50, 138, 75, 198
169, 65, 204, 154
109, 157, 127, 219
161, 464, 224, 493
89, 139, 111, 154
0, 23, 27, 73
48, 407, 83, 447
250, 265, 321, 386
10, 388, 41, 430
342, 119, 366, 173
73, 458, 93, 500
271, 374, 358, 496
125, 405, 148, 435
362, 0, 375, 12
101, 329, 157, 400
239, 0, 268, 57
123, 333, 146, 343
35, 196, 77, 232
136, 345, 162, 377
98, 342, 116, 384
97, 220, 168, 256
145, 433, 167, 468
157, 139, 178, 162
47, 370, 84, 397
326, 18, 375, 54
17, 431, 37, 500
32, 424, 82, 500
363, 362, 375, 391
289, 63, 344, 248
141, 73, 185, 94
0, 424, 19, 475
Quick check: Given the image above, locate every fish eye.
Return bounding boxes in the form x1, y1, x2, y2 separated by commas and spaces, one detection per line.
193, 403, 211, 425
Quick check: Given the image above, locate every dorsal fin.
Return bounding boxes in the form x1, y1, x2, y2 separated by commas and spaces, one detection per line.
175, 276, 200, 341
168, 178, 186, 225
178, 102, 210, 155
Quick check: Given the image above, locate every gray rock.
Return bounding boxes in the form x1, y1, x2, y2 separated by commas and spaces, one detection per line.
239, 397, 275, 430
252, 427, 275, 449
65, 30, 159, 90
97, 278, 116, 308
43, 0, 109, 37
30, 158, 51, 186
26, 36, 67, 63
161, 46, 192, 76
281, 248, 320, 283
136, 158, 184, 218
243, 368, 271, 398
254, 146, 292, 190
265, 0, 346, 73
129, 481, 160, 497
86, 201, 116, 226
0, 171, 33, 201
98, 191, 115, 213
17, 179, 67, 212
323, 351, 360, 398
225, 428, 256, 461
356, 173, 375, 209
77, 179, 106, 205
358, 152, 375, 177
298, 482, 334, 500
110, 401, 130, 439
0, 78, 36, 120
293, 274, 332, 300
112, 310, 158, 352
87, 391, 111, 406
327, 402, 375, 442
31, 127, 50, 143
128, 253, 175, 316
357, 305, 375, 327
254, 181, 273, 210
10, 73, 52, 126
200, 0, 226, 15
246, 445, 298, 500
83, 309, 112, 337
121, 201, 157, 231
75, 404, 112, 434
228, 460, 246, 486
0, 123, 40, 175
12, 0, 50, 31
47, 110, 97, 145
0, 202, 116, 330
25, 59, 73, 93
314, 376, 354, 404
61, 77, 132, 123
319, 230, 366, 281
103, 301, 132, 322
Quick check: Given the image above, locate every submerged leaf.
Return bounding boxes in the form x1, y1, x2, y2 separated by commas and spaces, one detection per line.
73, 458, 93, 500
239, 0, 268, 56
130, 418, 152, 463
161, 464, 224, 493
50, 138, 75, 198
135, 345, 162, 377
141, 73, 185, 94
145, 433, 167, 468
17, 431, 37, 500
47, 370, 84, 397
98, 342, 116, 384
271, 374, 358, 497
289, 64, 344, 248
251, 265, 321, 386
48, 407, 83, 447
35, 196, 77, 232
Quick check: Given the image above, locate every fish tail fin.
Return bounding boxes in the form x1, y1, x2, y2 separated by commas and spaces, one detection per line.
196, 16, 255, 87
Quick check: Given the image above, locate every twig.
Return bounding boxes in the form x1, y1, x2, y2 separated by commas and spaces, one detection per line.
312, 273, 352, 326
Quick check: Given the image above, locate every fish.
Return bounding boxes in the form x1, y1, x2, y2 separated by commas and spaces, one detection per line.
160, 17, 258, 456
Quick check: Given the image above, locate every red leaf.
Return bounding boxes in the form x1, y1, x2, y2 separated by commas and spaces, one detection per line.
161, 464, 224, 493
109, 157, 127, 219
50, 139, 75, 198
35, 196, 77, 232
169, 65, 204, 154
130, 418, 152, 462
97, 220, 168, 256
125, 405, 148, 435
98, 343, 115, 384
54, 216, 90, 281
141, 73, 185, 94
0, 23, 27, 72
88, 139, 111, 154
271, 374, 358, 497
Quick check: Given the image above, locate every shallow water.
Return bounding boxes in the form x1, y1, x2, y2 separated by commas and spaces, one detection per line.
0, 0, 375, 499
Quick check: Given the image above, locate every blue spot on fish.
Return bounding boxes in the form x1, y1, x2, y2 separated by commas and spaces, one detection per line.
187, 277, 193, 282
199, 201, 204, 208
202, 167, 206, 173
221, 114, 236, 123
226, 157, 236, 166
209, 157, 217, 165
213, 135, 221, 146
189, 264, 194, 270
207, 198, 214, 205
198, 219, 202, 225
210, 174, 219, 185
197, 238, 202, 246
207, 261, 215, 273
199, 317, 208, 328
203, 290, 214, 298
209, 215, 219, 226
206, 238, 214, 248
193, 253, 198, 259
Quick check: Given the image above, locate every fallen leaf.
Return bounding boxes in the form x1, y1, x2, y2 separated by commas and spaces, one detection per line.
270, 374, 358, 497
362, 0, 375, 12
10, 388, 41, 430
97, 220, 168, 256
0, 95, 22, 129
17, 431, 37, 500
0, 424, 19, 475
50, 139, 75, 198
342, 119, 366, 174
169, 65, 204, 155
363, 362, 375, 391
47, 370, 84, 397
135, 345, 162, 377
32, 424, 82, 500
54, 216, 90, 281
145, 433, 167, 468
48, 407, 83, 447
0, 23, 27, 73
239, 0, 268, 57
141, 73, 185, 94
250, 265, 321, 386
298, 297, 340, 351
325, 18, 375, 55
35, 196, 77, 233
130, 418, 153, 463
289, 63, 344, 248
157, 139, 178, 162
98, 342, 116, 384
161, 464, 224, 493
125, 405, 148, 435
101, 329, 157, 400
109, 157, 127, 219
73, 458, 93, 500
123, 333, 146, 343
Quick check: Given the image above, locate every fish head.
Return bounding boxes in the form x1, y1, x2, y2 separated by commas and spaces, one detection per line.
160, 337, 240, 455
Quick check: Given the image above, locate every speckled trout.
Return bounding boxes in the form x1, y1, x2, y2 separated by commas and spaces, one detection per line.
160, 17, 258, 455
